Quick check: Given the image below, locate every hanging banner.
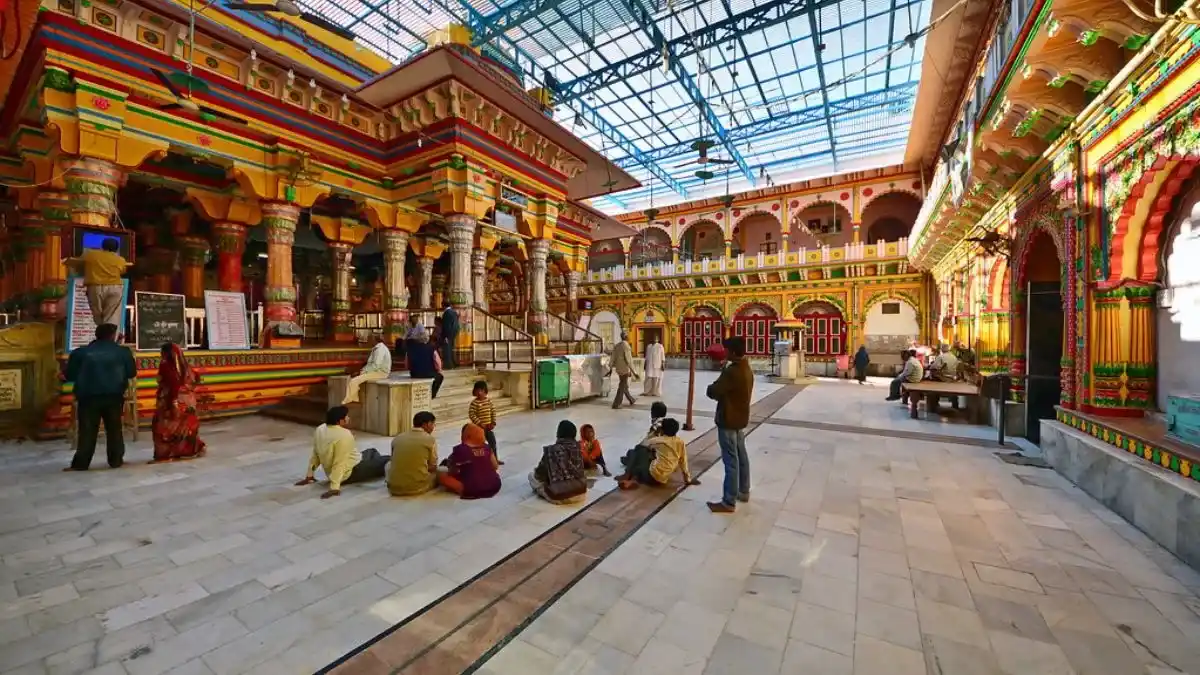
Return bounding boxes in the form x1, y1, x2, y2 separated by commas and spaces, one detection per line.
65, 276, 130, 352
204, 290, 250, 350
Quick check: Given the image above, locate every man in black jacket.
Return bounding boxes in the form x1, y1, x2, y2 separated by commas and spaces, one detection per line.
64, 323, 137, 471
441, 303, 459, 369
407, 332, 444, 398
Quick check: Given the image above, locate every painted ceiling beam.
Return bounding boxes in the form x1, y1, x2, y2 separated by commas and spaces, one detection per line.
611, 0, 755, 185
447, 0, 689, 198
468, 0, 572, 48
554, 0, 844, 104
807, 9, 840, 169
616, 84, 917, 166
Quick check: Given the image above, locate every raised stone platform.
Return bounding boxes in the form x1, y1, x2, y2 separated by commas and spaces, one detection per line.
1042, 418, 1200, 569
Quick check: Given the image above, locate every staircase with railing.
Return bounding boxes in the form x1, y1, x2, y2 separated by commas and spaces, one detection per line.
527, 312, 604, 356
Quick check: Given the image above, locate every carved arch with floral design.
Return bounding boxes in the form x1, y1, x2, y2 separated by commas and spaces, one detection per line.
988, 256, 1011, 311
1010, 202, 1068, 300
731, 298, 782, 317
626, 301, 671, 325
1102, 100, 1200, 283
860, 290, 923, 327
788, 294, 848, 318
679, 299, 725, 320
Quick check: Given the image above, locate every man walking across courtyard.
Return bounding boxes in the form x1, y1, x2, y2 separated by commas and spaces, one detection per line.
608, 332, 637, 409
706, 337, 754, 513
64, 323, 137, 471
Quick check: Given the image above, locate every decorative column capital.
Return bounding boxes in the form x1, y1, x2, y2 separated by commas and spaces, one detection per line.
212, 222, 249, 254
565, 270, 582, 285
444, 213, 476, 231
65, 158, 122, 227
261, 202, 300, 230
329, 241, 353, 269
37, 190, 71, 224
470, 248, 487, 269
178, 236, 211, 266
418, 256, 436, 273
379, 229, 410, 255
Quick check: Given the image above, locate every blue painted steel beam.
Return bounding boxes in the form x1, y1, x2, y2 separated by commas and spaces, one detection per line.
617, 84, 917, 165
338, 0, 428, 42
447, 0, 689, 198
468, 0, 573, 47
807, 9, 839, 168
554, 0, 844, 104
611, 0, 755, 185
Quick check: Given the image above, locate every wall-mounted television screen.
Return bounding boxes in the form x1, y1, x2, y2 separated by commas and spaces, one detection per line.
72, 227, 134, 261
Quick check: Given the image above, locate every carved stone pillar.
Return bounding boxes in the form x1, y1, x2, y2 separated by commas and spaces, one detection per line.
565, 270, 581, 320
38, 191, 71, 320
446, 215, 476, 361
178, 236, 210, 307
471, 249, 488, 312
212, 222, 248, 292
521, 261, 532, 314
262, 202, 301, 330
148, 248, 177, 294
329, 242, 354, 342
380, 230, 410, 342
528, 238, 550, 338
417, 257, 434, 309
65, 158, 122, 227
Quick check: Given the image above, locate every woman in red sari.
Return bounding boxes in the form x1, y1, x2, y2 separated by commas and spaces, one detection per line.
151, 343, 207, 462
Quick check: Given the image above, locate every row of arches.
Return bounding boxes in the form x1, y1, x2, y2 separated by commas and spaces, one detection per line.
587, 296, 920, 357
589, 192, 920, 271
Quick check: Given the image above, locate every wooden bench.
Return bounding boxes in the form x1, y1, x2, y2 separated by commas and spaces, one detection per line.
900, 380, 982, 421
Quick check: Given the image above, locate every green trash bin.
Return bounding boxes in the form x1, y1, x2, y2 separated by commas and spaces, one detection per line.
537, 358, 570, 409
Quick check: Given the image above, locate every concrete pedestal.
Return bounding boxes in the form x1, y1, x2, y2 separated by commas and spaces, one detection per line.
360, 378, 433, 437
769, 352, 817, 385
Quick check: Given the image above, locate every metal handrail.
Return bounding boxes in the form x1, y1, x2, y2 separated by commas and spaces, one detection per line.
472, 307, 536, 374
522, 312, 603, 355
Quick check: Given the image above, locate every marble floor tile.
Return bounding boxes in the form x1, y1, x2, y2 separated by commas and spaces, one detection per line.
9, 375, 1200, 675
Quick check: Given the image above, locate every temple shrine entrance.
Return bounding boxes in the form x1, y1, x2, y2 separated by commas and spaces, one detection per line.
1023, 230, 1064, 444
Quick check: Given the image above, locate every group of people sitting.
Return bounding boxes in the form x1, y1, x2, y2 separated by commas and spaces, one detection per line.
886, 341, 972, 402
296, 384, 697, 503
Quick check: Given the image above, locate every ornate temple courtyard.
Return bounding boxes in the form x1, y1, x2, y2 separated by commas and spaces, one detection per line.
0, 371, 1197, 675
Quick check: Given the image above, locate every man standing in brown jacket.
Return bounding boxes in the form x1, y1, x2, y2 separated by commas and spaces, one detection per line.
706, 337, 754, 513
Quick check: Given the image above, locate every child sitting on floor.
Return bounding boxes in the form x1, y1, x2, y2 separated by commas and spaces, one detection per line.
579, 424, 610, 476
616, 418, 699, 490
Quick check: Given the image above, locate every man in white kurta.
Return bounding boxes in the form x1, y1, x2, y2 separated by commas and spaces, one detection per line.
343, 335, 392, 404
643, 336, 666, 396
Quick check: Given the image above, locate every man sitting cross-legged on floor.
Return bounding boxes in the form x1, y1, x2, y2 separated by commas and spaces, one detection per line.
295, 406, 390, 499
616, 418, 700, 490
387, 411, 439, 497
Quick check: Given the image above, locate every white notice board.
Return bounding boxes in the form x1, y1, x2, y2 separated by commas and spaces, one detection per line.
64, 276, 129, 352
203, 290, 250, 350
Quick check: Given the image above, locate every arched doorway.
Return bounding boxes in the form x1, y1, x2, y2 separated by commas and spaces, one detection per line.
790, 202, 852, 248
861, 192, 921, 244
734, 213, 782, 255
629, 227, 672, 265
588, 239, 624, 271
793, 301, 845, 357
681, 306, 724, 355
680, 221, 724, 260
732, 303, 777, 356
1022, 229, 1064, 444
863, 298, 919, 355
1156, 178, 1200, 409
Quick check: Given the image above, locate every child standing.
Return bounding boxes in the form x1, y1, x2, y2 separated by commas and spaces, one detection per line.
469, 381, 504, 465
579, 424, 610, 476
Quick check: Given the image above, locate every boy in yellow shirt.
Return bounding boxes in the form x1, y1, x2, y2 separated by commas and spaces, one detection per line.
65, 238, 130, 328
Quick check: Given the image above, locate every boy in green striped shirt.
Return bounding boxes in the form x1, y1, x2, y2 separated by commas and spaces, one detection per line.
469, 381, 504, 465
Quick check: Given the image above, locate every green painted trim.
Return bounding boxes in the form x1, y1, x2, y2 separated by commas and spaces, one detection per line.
979, 0, 1056, 130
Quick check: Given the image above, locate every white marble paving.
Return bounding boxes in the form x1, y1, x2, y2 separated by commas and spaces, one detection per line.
0, 370, 773, 675
481, 378, 1200, 675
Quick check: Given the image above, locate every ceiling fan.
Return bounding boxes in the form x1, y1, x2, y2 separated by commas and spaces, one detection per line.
224, 0, 356, 41
674, 139, 735, 169
151, 68, 248, 124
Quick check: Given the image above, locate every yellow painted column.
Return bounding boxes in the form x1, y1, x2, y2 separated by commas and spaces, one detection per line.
329, 241, 354, 342
178, 236, 211, 307
38, 190, 71, 321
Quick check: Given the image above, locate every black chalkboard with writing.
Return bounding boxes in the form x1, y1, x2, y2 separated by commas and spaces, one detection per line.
135, 292, 186, 351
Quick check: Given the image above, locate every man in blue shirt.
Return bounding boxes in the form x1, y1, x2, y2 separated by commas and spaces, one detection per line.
64, 323, 137, 470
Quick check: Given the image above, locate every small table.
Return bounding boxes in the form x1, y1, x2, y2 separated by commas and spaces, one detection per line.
901, 381, 982, 421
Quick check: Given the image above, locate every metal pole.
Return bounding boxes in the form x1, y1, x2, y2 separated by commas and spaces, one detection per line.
997, 374, 1008, 447
684, 345, 696, 431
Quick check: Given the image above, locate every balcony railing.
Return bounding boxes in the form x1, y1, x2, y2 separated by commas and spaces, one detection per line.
584, 237, 911, 283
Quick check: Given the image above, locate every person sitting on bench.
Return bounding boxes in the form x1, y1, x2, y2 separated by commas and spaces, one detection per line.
929, 344, 959, 383
887, 350, 923, 402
